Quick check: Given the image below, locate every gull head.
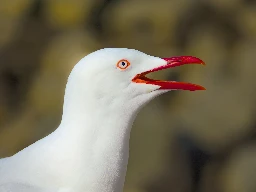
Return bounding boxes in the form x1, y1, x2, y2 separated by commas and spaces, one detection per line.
65, 48, 205, 114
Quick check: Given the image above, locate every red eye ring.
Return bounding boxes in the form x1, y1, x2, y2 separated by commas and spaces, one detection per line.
117, 59, 130, 70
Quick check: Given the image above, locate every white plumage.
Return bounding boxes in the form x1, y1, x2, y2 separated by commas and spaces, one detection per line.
0, 48, 205, 192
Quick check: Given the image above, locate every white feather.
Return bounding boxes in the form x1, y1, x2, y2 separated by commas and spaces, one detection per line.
0, 48, 168, 192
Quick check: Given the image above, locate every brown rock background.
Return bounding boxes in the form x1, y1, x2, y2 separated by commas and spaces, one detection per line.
0, 0, 256, 191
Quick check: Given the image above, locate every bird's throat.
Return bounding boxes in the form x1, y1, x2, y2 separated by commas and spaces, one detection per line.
55, 79, 142, 191
57, 104, 137, 192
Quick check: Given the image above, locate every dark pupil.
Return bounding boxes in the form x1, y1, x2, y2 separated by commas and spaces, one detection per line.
121, 62, 126, 66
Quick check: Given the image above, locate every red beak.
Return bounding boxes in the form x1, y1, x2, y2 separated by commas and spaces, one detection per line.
132, 56, 206, 91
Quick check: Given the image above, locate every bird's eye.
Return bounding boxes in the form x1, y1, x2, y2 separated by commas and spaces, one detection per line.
117, 59, 130, 70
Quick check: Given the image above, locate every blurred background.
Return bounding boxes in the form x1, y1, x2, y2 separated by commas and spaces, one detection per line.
0, 0, 256, 191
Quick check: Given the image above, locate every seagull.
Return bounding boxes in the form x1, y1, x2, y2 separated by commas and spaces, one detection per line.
0, 48, 205, 192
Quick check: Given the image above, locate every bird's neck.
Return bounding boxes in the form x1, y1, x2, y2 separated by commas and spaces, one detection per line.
55, 91, 138, 191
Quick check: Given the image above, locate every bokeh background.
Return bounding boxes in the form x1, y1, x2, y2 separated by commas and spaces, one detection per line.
0, 0, 256, 191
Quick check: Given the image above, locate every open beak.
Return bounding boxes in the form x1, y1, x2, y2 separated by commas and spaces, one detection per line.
132, 56, 206, 91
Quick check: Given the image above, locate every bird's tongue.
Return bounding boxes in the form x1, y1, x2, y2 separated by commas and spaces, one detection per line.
132, 56, 206, 91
